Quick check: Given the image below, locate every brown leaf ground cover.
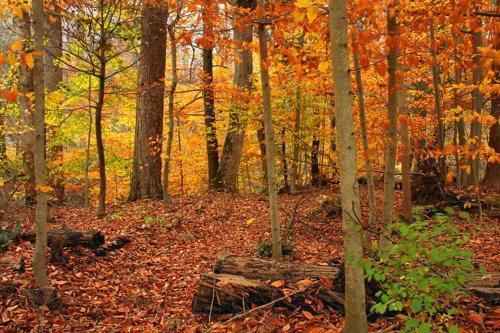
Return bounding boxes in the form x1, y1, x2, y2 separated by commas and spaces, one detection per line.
0, 190, 499, 332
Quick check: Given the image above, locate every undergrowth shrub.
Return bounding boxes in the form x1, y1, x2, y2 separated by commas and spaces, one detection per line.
364, 209, 475, 333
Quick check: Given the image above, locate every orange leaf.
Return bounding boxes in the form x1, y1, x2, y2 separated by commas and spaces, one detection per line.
0, 89, 18, 103
271, 280, 285, 288
468, 311, 484, 326
302, 310, 314, 320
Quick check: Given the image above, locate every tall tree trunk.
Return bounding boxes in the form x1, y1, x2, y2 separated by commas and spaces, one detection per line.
453, 33, 467, 188
84, 81, 92, 208
469, 23, 484, 186
328, 0, 368, 331
352, 31, 376, 225
289, 88, 301, 194
202, 0, 219, 190
18, 11, 36, 206
281, 128, 289, 192
95, 67, 106, 218
400, 83, 412, 221
257, 124, 268, 187
430, 18, 446, 180
130, 3, 167, 200
163, 25, 177, 201
311, 137, 320, 186
257, 11, 281, 260
46, 3, 64, 204
382, 0, 400, 247
216, 0, 256, 192
483, 4, 500, 190
32, 0, 49, 294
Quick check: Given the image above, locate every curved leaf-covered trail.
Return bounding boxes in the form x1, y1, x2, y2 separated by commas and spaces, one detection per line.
0, 191, 499, 332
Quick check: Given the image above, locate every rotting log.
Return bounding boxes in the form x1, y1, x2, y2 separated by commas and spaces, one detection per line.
467, 272, 500, 304
20, 229, 105, 262
192, 273, 284, 314
93, 236, 131, 256
214, 255, 339, 282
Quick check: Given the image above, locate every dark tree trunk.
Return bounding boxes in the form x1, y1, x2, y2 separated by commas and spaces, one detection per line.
216, 0, 256, 192
202, 1, 219, 189
95, 69, 106, 218
130, 3, 167, 200
311, 138, 320, 186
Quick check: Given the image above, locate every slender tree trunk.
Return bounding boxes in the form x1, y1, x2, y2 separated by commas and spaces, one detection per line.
0, 111, 5, 160
311, 137, 320, 186
430, 19, 446, 180
453, 33, 467, 188
163, 26, 177, 201
18, 11, 36, 206
45, 3, 64, 204
289, 88, 301, 194
328, 0, 368, 331
352, 31, 376, 225
483, 3, 500, 189
130, 3, 167, 200
217, 0, 256, 192
32, 0, 49, 294
382, 0, 400, 247
84, 98, 92, 208
281, 128, 289, 192
257, 124, 268, 187
400, 84, 412, 221
469, 24, 484, 186
95, 68, 106, 218
202, 1, 219, 190
257, 13, 281, 260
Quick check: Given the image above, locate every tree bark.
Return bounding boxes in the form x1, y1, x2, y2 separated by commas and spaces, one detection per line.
130, 3, 167, 200
430, 19, 446, 180
45, 3, 64, 203
400, 84, 412, 221
289, 88, 302, 193
216, 0, 256, 192
95, 68, 106, 217
18, 11, 36, 206
281, 128, 289, 192
382, 0, 400, 247
328, 0, 368, 331
163, 24, 177, 201
469, 24, 484, 186
202, 1, 219, 190
311, 137, 321, 186
483, 3, 500, 190
352, 30, 376, 226
257, 14, 282, 260
32, 0, 49, 294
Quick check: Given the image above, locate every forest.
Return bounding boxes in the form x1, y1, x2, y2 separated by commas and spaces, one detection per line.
0, 0, 499, 332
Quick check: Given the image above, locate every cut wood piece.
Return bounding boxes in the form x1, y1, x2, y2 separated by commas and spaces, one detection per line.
214, 255, 339, 282
192, 273, 283, 314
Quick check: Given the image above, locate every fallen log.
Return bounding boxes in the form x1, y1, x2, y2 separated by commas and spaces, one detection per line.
214, 255, 339, 282
192, 273, 284, 314
20, 229, 105, 262
93, 236, 131, 257
467, 272, 500, 305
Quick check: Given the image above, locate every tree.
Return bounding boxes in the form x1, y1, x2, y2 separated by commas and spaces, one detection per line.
45, 0, 64, 203
257, 1, 281, 260
328, 0, 368, 331
32, 0, 49, 298
202, 0, 219, 190
216, 0, 256, 192
17, 11, 36, 206
130, 1, 167, 201
483, 3, 500, 189
382, 0, 400, 246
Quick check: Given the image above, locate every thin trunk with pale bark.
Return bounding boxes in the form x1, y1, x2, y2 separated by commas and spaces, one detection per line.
329, 0, 368, 331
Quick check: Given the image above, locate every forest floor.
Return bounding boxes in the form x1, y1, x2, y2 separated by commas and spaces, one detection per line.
0, 188, 499, 332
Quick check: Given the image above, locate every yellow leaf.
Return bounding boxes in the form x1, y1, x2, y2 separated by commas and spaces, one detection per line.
36, 185, 52, 193
292, 10, 305, 22
7, 52, 16, 65
306, 7, 318, 22
271, 280, 285, 288
296, 0, 311, 8
23, 53, 34, 69
10, 40, 23, 52
245, 217, 256, 225
318, 61, 329, 74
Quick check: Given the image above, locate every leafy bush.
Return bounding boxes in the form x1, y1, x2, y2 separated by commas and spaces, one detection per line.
364, 210, 475, 333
